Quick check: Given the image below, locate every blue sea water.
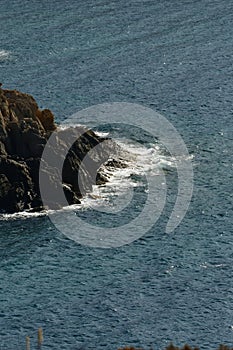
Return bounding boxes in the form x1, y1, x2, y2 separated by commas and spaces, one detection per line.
1, 0, 233, 349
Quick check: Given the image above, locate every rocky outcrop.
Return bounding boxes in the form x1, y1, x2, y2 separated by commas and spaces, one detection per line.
0, 86, 122, 213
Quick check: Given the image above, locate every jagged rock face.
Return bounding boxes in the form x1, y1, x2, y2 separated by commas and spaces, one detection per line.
0, 87, 116, 213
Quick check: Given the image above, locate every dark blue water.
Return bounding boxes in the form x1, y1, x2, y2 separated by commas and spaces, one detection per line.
1, 0, 233, 349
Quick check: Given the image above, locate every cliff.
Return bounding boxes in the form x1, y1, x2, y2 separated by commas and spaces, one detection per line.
0, 86, 120, 213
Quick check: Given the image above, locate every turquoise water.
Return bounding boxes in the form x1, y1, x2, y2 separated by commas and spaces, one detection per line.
0, 0, 233, 348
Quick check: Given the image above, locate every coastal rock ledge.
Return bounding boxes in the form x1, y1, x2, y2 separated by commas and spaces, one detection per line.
0, 86, 122, 213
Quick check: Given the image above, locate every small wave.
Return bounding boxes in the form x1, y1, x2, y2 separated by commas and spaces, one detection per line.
58, 123, 85, 130
0, 50, 10, 61
0, 204, 82, 221
58, 124, 109, 138
0, 210, 47, 221
94, 131, 110, 137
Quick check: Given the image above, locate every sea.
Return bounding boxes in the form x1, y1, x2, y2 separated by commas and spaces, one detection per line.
0, 0, 233, 349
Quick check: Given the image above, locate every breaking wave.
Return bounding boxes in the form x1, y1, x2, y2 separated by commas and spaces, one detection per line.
0, 50, 11, 61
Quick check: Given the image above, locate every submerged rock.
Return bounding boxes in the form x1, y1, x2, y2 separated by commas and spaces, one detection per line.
0, 86, 122, 213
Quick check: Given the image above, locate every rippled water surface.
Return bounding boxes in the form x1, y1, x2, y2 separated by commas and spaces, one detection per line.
0, 0, 233, 349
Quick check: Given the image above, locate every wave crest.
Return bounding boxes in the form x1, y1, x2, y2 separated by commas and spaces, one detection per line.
0, 50, 10, 61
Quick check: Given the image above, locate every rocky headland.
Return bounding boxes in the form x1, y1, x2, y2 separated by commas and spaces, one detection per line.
0, 86, 123, 213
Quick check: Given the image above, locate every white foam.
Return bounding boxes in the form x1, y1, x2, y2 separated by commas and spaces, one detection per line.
0, 210, 47, 221
94, 131, 109, 137
58, 124, 109, 138
0, 50, 10, 61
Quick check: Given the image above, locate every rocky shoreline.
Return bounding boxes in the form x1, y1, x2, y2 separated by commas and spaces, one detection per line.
0, 86, 123, 213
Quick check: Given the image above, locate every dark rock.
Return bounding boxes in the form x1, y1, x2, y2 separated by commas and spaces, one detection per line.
0, 86, 124, 213
0, 158, 35, 212
105, 158, 128, 168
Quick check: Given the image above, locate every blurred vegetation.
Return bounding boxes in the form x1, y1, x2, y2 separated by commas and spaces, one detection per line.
118, 345, 233, 350
26, 330, 233, 350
